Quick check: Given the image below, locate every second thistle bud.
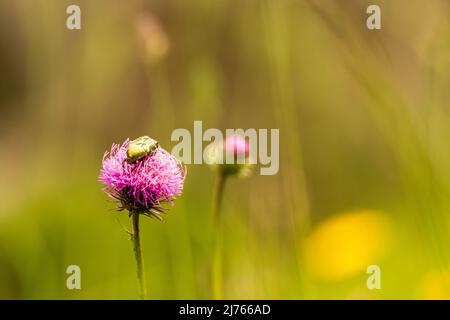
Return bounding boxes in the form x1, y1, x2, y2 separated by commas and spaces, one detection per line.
207, 134, 253, 178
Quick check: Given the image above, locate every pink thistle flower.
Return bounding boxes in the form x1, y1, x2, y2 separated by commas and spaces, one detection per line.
215, 134, 253, 178
224, 134, 249, 157
99, 138, 186, 219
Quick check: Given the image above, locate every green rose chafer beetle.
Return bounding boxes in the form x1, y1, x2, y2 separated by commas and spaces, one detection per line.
127, 136, 159, 163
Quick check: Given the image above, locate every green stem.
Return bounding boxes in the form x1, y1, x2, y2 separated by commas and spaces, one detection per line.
131, 211, 147, 299
213, 173, 227, 226
212, 173, 227, 299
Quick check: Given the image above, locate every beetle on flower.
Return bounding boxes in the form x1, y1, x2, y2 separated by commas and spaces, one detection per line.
100, 136, 185, 220
99, 136, 186, 299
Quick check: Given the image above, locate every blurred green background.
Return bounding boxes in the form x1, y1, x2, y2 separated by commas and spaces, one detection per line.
1, 0, 450, 299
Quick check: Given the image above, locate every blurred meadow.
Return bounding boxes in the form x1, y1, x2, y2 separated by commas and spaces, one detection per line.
1, 0, 450, 299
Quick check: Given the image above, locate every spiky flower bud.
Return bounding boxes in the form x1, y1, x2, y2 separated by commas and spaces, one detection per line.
208, 134, 253, 178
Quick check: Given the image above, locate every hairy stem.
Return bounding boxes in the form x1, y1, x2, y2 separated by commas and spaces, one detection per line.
131, 211, 147, 299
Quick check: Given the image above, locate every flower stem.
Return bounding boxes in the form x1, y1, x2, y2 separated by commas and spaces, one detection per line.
131, 211, 147, 299
213, 173, 227, 226
212, 173, 227, 299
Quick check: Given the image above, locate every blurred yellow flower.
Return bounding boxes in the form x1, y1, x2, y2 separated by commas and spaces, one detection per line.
417, 270, 450, 300
304, 210, 393, 281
